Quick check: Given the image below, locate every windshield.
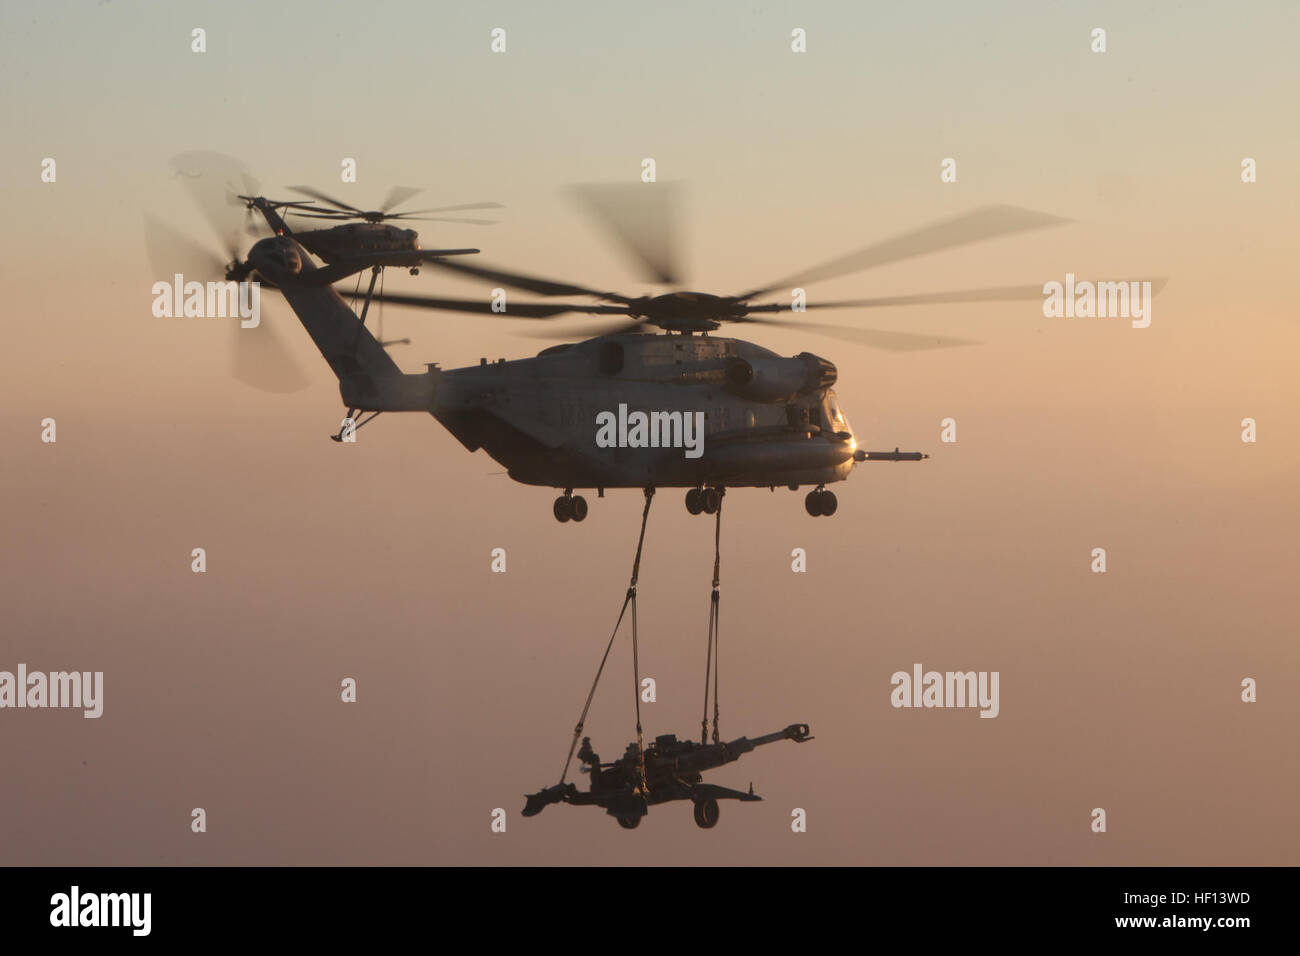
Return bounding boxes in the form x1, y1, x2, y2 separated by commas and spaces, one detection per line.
823, 390, 850, 433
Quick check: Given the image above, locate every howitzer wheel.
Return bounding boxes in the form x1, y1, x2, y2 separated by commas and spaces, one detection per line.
693, 798, 720, 829
685, 488, 704, 515
616, 815, 641, 830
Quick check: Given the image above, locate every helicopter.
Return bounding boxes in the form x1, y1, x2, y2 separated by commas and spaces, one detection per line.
235, 185, 1074, 519
169, 152, 496, 284
228, 194, 482, 288
151, 152, 494, 387
279, 183, 501, 274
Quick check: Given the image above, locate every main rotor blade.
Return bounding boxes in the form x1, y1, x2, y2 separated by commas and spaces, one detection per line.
380, 186, 422, 212
288, 185, 364, 215
568, 181, 682, 285
338, 288, 631, 318
743, 283, 1051, 313
287, 209, 498, 225
386, 214, 499, 225
523, 319, 650, 339
746, 278, 1167, 314
399, 202, 504, 214
741, 317, 981, 351
287, 210, 359, 220
736, 204, 1070, 300
417, 257, 627, 300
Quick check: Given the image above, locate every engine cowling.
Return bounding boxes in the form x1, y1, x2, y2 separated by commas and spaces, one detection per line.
723, 352, 836, 402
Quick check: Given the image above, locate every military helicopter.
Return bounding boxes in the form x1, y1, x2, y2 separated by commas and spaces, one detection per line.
169, 152, 494, 284
280, 184, 501, 276
151, 152, 492, 387
237, 187, 1069, 518
229, 194, 482, 286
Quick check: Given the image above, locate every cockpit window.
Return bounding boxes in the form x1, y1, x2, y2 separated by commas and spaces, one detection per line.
822, 390, 850, 433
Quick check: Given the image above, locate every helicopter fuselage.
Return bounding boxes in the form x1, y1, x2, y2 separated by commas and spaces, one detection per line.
295, 222, 420, 263
425, 332, 857, 489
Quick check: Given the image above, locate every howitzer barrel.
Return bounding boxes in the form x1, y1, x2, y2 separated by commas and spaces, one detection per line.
651, 723, 812, 776
743, 723, 813, 748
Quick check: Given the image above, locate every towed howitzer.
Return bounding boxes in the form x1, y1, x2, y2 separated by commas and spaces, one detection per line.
523, 722, 813, 829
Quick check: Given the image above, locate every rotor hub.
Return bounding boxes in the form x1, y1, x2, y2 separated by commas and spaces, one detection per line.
629, 292, 746, 332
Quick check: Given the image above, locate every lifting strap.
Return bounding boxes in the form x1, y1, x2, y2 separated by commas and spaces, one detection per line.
558, 487, 656, 788
701, 490, 724, 744
350, 266, 382, 353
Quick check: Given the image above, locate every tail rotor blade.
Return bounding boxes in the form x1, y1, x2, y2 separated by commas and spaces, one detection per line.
142, 215, 226, 279
231, 302, 311, 393
238, 171, 262, 206
170, 151, 257, 262
145, 213, 309, 392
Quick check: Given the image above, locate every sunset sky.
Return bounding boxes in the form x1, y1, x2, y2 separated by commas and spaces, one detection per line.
2, 0, 1297, 865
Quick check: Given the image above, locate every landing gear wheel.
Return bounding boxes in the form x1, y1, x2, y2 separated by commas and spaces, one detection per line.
702, 488, 721, 515
805, 490, 823, 517
693, 798, 720, 829
553, 496, 573, 523
685, 488, 704, 515
820, 490, 838, 516
570, 495, 588, 522
617, 815, 641, 830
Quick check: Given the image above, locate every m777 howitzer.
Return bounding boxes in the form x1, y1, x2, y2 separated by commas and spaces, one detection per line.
523, 722, 813, 829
